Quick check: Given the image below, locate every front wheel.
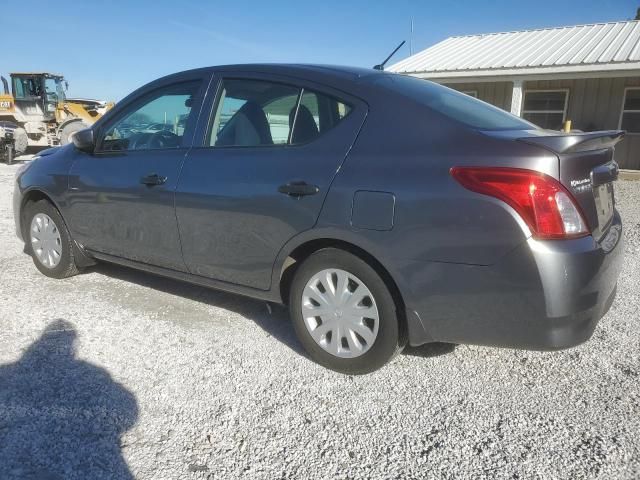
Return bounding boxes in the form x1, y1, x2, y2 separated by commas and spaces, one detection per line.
59, 121, 88, 145
24, 200, 80, 279
289, 248, 404, 374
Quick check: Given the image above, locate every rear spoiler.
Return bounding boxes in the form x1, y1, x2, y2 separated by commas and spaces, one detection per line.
517, 130, 625, 154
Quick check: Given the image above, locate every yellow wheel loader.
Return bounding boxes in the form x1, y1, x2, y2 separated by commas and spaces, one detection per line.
0, 73, 114, 155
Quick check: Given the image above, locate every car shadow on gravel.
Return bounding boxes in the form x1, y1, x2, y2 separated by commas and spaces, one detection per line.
90, 262, 307, 356
403, 342, 457, 358
90, 263, 458, 362
0, 319, 138, 480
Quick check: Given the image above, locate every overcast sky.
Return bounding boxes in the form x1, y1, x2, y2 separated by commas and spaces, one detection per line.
3, 0, 637, 101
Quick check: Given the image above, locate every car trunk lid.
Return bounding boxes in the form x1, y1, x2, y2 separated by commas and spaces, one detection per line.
517, 130, 623, 241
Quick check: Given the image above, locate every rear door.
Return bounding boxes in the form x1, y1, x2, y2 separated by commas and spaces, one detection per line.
175, 73, 367, 290
66, 73, 209, 270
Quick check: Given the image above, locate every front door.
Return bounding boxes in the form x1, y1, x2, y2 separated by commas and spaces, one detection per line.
175, 75, 367, 290
66, 77, 207, 271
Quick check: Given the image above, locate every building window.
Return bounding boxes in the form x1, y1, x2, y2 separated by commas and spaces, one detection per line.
619, 88, 640, 133
522, 90, 568, 130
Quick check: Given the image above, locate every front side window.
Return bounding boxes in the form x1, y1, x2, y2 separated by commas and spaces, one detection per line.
522, 90, 568, 130
619, 88, 640, 133
100, 81, 199, 152
44, 78, 63, 113
210, 79, 352, 147
44, 78, 62, 99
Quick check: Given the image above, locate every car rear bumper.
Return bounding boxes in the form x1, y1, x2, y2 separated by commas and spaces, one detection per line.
404, 211, 624, 349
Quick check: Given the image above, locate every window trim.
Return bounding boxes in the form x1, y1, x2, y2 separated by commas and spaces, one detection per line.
94, 79, 203, 154
618, 86, 640, 135
286, 88, 305, 144
521, 88, 569, 129
204, 76, 353, 150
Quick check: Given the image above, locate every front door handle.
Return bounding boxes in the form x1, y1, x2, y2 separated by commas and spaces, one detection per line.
140, 173, 167, 186
278, 181, 319, 197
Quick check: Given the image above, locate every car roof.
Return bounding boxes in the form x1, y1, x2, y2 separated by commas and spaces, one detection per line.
150, 64, 396, 102
213, 64, 380, 78
159, 64, 387, 89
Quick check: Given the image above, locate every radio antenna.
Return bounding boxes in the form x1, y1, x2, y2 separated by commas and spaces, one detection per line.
373, 40, 406, 71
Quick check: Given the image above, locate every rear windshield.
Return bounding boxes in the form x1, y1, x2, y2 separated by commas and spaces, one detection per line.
370, 74, 536, 131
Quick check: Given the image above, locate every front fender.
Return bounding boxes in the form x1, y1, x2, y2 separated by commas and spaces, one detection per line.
14, 145, 77, 234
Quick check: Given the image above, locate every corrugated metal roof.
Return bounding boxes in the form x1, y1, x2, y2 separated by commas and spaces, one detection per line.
388, 20, 640, 76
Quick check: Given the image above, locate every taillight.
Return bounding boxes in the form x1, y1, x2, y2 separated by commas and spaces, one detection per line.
450, 167, 589, 240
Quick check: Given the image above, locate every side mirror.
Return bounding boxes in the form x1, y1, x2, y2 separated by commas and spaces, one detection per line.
72, 128, 95, 153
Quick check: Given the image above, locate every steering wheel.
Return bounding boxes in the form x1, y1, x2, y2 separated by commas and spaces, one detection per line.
148, 131, 180, 149
127, 133, 152, 150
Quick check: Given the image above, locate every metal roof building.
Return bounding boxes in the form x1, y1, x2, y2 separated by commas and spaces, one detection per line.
389, 20, 640, 169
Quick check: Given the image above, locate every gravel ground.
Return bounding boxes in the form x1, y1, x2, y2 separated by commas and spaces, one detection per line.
0, 161, 639, 480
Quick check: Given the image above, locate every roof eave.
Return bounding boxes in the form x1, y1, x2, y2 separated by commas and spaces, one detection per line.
393, 62, 640, 81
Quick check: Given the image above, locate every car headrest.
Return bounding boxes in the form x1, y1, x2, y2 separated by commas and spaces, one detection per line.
289, 105, 318, 144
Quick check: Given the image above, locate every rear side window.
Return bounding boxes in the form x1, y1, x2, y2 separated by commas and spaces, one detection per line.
209, 79, 351, 147
372, 74, 535, 131
293, 91, 351, 144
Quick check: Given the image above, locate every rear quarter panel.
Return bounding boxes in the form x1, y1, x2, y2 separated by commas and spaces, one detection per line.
319, 89, 558, 266
314, 85, 559, 327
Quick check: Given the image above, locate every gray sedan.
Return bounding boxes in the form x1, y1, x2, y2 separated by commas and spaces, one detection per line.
13, 64, 623, 373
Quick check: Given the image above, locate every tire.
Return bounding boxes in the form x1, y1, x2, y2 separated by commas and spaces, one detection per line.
4, 144, 12, 165
24, 200, 79, 279
13, 127, 28, 156
289, 248, 404, 374
59, 121, 88, 145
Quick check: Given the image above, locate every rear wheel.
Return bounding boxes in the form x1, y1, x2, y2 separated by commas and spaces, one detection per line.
24, 200, 79, 279
289, 248, 403, 374
13, 127, 28, 156
4, 144, 12, 165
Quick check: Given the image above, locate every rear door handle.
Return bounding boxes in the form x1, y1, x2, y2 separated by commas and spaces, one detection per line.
278, 181, 319, 197
140, 173, 167, 186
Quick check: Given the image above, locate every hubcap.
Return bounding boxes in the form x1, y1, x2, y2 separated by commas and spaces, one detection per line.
30, 213, 62, 269
301, 269, 379, 358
